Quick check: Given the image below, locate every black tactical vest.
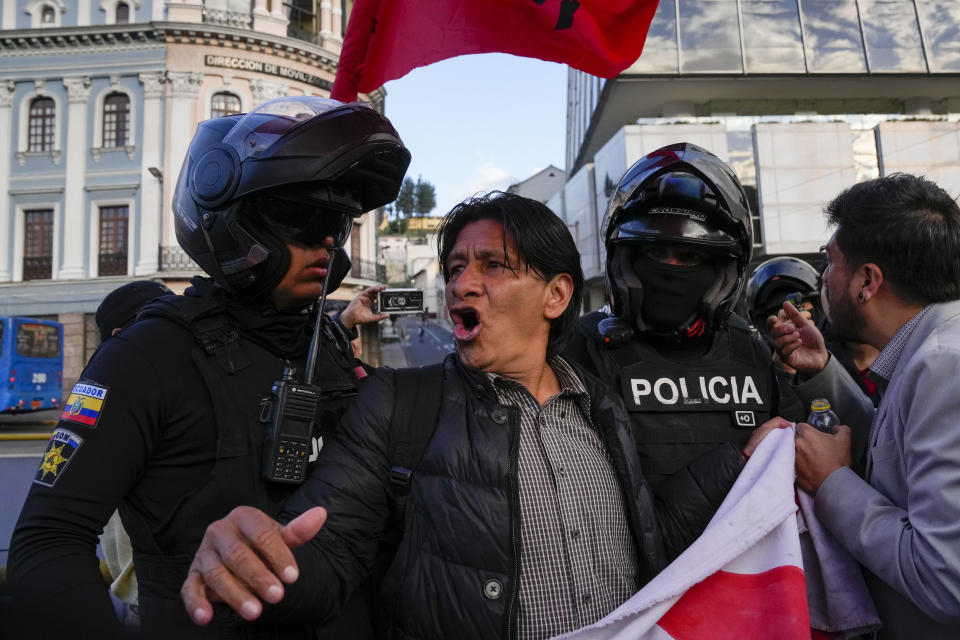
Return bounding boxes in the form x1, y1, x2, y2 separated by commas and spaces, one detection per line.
580, 312, 777, 487
126, 294, 365, 639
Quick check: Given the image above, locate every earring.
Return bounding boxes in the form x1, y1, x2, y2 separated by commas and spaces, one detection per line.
858, 292, 864, 301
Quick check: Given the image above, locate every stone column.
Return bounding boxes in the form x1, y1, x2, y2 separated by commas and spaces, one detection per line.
137, 72, 164, 275
249, 78, 289, 105
162, 71, 202, 248
77, 0, 90, 26
152, 0, 165, 20
167, 0, 203, 23
331, 0, 342, 38
254, 0, 289, 36
2, 0, 16, 30
59, 77, 91, 280
0, 80, 14, 281
319, 0, 332, 35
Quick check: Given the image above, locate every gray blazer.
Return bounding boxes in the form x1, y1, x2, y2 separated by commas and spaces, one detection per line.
794, 300, 960, 639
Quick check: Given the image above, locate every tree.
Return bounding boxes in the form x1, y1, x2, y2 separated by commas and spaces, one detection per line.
396, 177, 416, 219
414, 177, 437, 217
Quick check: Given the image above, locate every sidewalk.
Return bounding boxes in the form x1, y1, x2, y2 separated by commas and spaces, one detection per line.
380, 338, 408, 368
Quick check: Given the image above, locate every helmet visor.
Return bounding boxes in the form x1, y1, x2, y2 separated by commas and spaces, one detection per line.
255, 198, 354, 248
613, 205, 739, 251
223, 96, 351, 162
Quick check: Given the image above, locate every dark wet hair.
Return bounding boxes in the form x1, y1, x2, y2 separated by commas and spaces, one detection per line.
437, 191, 584, 358
826, 173, 960, 304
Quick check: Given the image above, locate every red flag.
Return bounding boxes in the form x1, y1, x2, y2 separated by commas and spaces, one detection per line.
330, 0, 660, 102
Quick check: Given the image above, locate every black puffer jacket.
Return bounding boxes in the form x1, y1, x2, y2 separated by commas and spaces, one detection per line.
271, 354, 745, 639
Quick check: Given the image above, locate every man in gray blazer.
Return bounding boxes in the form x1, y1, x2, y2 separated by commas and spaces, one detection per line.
770, 173, 960, 639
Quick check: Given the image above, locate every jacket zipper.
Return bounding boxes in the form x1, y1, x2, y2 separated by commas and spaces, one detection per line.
503, 406, 521, 640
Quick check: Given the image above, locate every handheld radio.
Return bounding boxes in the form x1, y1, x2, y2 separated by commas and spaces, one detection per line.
259, 248, 339, 484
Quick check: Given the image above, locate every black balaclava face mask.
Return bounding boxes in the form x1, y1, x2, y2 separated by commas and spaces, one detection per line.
632, 252, 717, 330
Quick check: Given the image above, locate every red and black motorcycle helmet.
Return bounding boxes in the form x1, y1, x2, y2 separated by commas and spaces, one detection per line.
173, 96, 410, 301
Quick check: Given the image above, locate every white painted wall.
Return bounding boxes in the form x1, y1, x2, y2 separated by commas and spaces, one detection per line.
876, 120, 960, 198
753, 122, 857, 254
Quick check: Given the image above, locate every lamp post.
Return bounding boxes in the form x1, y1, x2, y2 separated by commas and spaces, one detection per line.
147, 166, 163, 271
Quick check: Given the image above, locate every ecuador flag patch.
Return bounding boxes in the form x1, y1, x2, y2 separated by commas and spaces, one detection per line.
60, 381, 108, 427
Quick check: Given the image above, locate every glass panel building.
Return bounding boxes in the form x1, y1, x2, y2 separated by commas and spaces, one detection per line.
561, 0, 960, 309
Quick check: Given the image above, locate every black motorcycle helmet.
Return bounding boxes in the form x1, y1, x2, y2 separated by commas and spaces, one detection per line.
746, 256, 822, 329
174, 96, 410, 301
602, 142, 753, 339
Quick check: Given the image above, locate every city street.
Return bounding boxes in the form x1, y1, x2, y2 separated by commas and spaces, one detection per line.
0, 409, 57, 565
381, 315, 455, 368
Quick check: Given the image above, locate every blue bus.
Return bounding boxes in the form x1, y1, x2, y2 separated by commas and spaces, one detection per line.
0, 317, 63, 413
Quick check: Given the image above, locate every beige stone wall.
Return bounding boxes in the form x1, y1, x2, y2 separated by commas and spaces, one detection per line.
59, 312, 88, 398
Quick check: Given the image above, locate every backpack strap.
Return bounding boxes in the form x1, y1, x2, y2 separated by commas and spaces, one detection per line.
139, 293, 251, 374
388, 363, 444, 505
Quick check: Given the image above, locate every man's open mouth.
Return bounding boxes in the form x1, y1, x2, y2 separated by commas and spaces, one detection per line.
450, 308, 482, 341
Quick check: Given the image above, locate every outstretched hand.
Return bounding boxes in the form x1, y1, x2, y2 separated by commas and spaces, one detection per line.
767, 301, 829, 377
339, 285, 389, 330
181, 506, 327, 625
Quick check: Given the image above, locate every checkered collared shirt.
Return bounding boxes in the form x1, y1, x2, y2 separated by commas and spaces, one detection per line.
487, 357, 638, 640
868, 306, 930, 395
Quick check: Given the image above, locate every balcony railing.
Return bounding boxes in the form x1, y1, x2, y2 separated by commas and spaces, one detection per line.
23, 256, 52, 281
159, 246, 202, 275
351, 258, 385, 283
202, 7, 252, 28
98, 252, 128, 277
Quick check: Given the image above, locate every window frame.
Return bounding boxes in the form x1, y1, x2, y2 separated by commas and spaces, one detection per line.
96, 204, 130, 277
92, 84, 137, 157
21, 208, 55, 281
210, 91, 243, 119
25, 0, 66, 28
102, 91, 131, 148
88, 198, 135, 278
27, 96, 56, 153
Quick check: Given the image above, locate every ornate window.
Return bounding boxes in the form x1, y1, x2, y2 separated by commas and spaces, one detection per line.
26, 0, 66, 28
24, 209, 54, 281
103, 93, 130, 148
98, 205, 129, 276
210, 92, 242, 118
28, 97, 56, 152
115, 1, 129, 23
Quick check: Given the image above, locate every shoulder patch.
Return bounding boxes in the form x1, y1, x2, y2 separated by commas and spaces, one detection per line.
60, 381, 109, 427
34, 428, 84, 487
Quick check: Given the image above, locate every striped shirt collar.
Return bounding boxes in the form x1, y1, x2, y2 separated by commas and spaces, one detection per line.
485, 356, 588, 398
868, 306, 930, 383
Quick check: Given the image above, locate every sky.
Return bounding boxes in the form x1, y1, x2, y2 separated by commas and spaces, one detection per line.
382, 53, 568, 218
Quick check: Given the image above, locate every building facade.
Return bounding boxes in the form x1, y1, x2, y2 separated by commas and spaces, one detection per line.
557, 0, 960, 311
0, 0, 391, 391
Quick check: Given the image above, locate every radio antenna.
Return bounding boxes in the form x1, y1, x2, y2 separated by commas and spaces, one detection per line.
304, 247, 337, 385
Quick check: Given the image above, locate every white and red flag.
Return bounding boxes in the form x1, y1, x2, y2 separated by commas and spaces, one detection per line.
330, 0, 660, 102
557, 427, 809, 640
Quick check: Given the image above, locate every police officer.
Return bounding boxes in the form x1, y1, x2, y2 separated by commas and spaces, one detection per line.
8, 96, 410, 638
565, 142, 798, 487
745, 255, 826, 423
746, 256, 823, 349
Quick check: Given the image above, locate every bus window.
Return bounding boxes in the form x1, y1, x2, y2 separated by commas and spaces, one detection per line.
17, 322, 61, 358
